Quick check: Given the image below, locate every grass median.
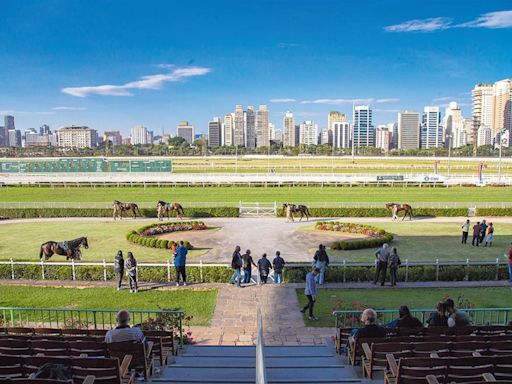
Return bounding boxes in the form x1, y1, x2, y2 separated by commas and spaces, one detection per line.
0, 285, 218, 326
296, 287, 512, 327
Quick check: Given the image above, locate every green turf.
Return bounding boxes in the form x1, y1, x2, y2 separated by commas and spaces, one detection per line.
1, 185, 512, 203
0, 221, 208, 262
296, 287, 512, 327
0, 285, 218, 326
309, 221, 512, 262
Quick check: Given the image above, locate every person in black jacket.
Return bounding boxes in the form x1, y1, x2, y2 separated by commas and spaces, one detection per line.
257, 253, 272, 284
354, 308, 386, 340
313, 244, 329, 285
242, 249, 257, 284
114, 250, 124, 291
228, 246, 243, 287
125, 252, 138, 293
272, 251, 285, 284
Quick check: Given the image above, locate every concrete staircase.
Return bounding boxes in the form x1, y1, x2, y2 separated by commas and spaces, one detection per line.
153, 343, 362, 384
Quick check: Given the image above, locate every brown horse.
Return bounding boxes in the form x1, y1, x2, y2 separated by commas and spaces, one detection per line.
39, 237, 89, 261
283, 203, 311, 221
385, 203, 413, 221
112, 200, 141, 220
157, 201, 185, 221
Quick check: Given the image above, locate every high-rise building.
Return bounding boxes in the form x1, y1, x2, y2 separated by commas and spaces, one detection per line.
353, 105, 375, 147
256, 104, 269, 147
103, 131, 122, 146
234, 105, 245, 147
269, 123, 275, 141
398, 111, 420, 150
130, 125, 148, 145
299, 121, 318, 145
39, 124, 51, 135
472, 83, 494, 144
245, 106, 256, 149
463, 118, 475, 145
223, 113, 234, 146
420, 106, 442, 149
444, 102, 465, 148
376, 126, 392, 153
3, 115, 15, 146
273, 128, 283, 143
477, 126, 492, 146
208, 117, 222, 147
283, 111, 296, 147
333, 122, 351, 148
7, 130, 22, 147
328, 111, 346, 146
176, 121, 195, 144
492, 78, 512, 140
57, 126, 98, 148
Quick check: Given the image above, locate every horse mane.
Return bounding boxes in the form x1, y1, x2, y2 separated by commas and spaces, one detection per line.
68, 237, 85, 246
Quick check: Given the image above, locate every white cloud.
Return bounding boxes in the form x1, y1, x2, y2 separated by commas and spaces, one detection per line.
62, 65, 211, 97
277, 43, 299, 48
432, 96, 455, 103
52, 106, 87, 111
385, 10, 512, 33
457, 10, 512, 28
384, 17, 452, 32
269, 98, 297, 103
300, 98, 399, 105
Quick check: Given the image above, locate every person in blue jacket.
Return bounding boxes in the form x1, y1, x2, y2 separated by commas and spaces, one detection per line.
174, 241, 188, 286
300, 267, 320, 320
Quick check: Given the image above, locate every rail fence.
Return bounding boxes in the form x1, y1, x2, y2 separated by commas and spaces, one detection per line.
1, 201, 511, 209
0, 306, 185, 345
0, 259, 509, 283
332, 308, 512, 328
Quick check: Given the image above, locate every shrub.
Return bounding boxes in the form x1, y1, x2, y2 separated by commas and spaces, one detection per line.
277, 207, 473, 218
316, 222, 393, 250
126, 221, 204, 250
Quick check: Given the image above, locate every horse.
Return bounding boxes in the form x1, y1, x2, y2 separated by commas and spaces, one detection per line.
112, 200, 141, 220
283, 203, 311, 222
39, 237, 89, 261
385, 203, 413, 221
157, 201, 185, 221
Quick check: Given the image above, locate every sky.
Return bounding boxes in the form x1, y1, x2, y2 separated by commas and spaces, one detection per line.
1, 0, 511, 136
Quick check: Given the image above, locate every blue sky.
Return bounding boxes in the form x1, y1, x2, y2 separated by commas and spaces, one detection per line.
1, 0, 511, 135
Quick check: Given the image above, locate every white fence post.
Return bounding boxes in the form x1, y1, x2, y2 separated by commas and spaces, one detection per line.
103, 259, 107, 281
71, 259, 76, 281
435, 258, 439, 281
405, 259, 409, 282
167, 259, 171, 282
465, 258, 470, 281
343, 259, 346, 283
41, 259, 45, 280
10, 258, 15, 279
200, 260, 203, 283
496, 258, 500, 281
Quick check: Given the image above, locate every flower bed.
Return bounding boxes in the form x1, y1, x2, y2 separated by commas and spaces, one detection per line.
315, 221, 393, 250
126, 221, 208, 250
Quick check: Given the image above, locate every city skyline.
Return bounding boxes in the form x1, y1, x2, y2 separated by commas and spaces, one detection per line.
1, 0, 512, 134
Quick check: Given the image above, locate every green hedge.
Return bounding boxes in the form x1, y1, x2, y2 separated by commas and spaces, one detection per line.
126, 221, 208, 250
315, 222, 394, 250
0, 264, 508, 283
0, 207, 239, 219
277, 207, 512, 217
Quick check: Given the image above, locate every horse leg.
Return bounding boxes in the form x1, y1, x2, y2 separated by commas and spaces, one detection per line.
113, 209, 116, 221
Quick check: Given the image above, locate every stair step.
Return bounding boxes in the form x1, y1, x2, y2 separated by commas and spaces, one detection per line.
172, 356, 342, 368
181, 345, 334, 358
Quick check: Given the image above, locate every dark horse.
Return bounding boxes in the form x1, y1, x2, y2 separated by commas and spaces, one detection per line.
157, 201, 185, 221
112, 200, 141, 220
385, 203, 413, 221
283, 203, 311, 222
39, 237, 89, 261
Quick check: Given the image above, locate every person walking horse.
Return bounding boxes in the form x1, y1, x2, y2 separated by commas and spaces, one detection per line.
385, 203, 413, 221
112, 200, 141, 220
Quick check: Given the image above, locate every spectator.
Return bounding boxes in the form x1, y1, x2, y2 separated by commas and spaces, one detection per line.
506, 242, 512, 282
472, 221, 481, 246
386, 305, 423, 328
171, 241, 177, 257
479, 219, 488, 244
114, 250, 124, 291
241, 249, 257, 284
301, 267, 320, 320
445, 298, 471, 327
313, 244, 329, 285
105, 310, 146, 345
174, 241, 188, 286
389, 247, 401, 287
461, 219, 470, 244
426, 301, 448, 327
373, 243, 390, 286
484, 223, 494, 247
125, 252, 138, 293
257, 253, 272, 284
272, 251, 285, 284
354, 309, 386, 339
228, 246, 243, 287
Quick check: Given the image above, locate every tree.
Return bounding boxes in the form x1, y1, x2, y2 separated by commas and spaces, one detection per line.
168, 136, 187, 147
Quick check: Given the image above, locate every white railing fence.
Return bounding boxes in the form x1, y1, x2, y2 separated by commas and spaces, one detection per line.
256, 307, 267, 384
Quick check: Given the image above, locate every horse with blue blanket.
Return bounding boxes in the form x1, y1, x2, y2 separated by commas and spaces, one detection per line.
39, 237, 89, 261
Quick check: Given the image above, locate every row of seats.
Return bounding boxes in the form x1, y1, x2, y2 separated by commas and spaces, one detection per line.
0, 353, 130, 384
385, 354, 512, 384
361, 341, 512, 378
336, 325, 512, 354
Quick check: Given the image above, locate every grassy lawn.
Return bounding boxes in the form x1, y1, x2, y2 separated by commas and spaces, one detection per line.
0, 221, 208, 262
308, 221, 512, 262
0, 285, 218, 326
296, 287, 512, 327
1, 185, 512, 203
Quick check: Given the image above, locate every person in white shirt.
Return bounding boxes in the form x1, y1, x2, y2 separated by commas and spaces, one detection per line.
104, 310, 146, 344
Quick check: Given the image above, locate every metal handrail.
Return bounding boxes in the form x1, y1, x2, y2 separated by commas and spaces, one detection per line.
256, 307, 267, 384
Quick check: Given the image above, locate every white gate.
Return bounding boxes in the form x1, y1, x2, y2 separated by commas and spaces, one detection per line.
239, 202, 277, 217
